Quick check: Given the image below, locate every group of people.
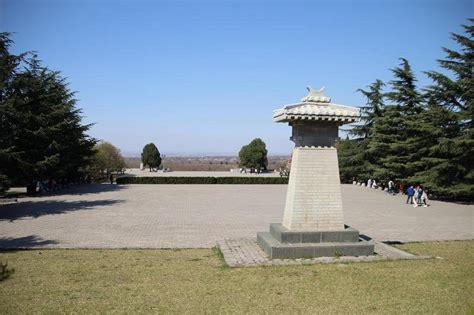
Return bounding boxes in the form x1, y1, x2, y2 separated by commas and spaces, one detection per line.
354, 177, 430, 207
366, 178, 378, 189
35, 177, 87, 194
405, 184, 429, 207
239, 167, 263, 174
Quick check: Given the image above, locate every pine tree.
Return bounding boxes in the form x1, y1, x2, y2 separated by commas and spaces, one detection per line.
341, 21, 473, 200
337, 137, 373, 183
368, 58, 425, 183
0, 32, 24, 193
406, 95, 458, 187
338, 79, 385, 183
351, 79, 385, 139
0, 33, 96, 194
413, 19, 474, 200
386, 58, 424, 115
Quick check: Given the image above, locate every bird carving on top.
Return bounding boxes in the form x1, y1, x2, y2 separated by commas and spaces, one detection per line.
301, 86, 331, 103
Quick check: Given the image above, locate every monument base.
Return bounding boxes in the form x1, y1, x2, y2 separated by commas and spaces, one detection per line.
257, 224, 374, 259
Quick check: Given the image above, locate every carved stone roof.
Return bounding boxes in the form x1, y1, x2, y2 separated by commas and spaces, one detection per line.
273, 86, 360, 124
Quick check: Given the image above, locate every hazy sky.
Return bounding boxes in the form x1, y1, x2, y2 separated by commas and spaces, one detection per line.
2, 0, 472, 156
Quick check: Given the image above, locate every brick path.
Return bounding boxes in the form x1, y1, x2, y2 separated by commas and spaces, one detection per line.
0, 182, 472, 248
216, 238, 429, 267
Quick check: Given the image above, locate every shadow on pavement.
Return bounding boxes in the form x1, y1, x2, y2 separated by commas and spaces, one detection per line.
48, 183, 128, 196
0, 199, 125, 221
0, 235, 59, 249
1, 183, 128, 200
383, 240, 405, 245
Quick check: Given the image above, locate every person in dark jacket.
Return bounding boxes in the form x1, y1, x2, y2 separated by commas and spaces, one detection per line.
406, 185, 415, 204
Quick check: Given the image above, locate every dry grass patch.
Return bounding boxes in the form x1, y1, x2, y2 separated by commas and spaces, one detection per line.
0, 241, 472, 313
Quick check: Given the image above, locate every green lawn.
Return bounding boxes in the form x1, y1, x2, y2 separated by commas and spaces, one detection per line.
1, 241, 473, 314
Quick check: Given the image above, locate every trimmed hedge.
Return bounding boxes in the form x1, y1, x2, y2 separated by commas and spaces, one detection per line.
116, 176, 289, 185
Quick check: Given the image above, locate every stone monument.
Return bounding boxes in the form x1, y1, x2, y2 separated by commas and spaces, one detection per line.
257, 86, 374, 259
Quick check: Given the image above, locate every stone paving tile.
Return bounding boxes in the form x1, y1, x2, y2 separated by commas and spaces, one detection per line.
0, 181, 472, 249
374, 241, 415, 258
217, 238, 430, 268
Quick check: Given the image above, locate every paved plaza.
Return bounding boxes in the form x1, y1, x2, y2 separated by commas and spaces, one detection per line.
0, 182, 472, 248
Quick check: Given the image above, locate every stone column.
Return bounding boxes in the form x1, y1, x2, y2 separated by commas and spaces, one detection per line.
282, 119, 345, 231
283, 147, 344, 231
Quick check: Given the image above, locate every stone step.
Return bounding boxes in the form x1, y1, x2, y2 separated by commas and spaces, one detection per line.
257, 231, 374, 259
269, 223, 360, 244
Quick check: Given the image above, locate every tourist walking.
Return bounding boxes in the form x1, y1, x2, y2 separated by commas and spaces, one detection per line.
415, 185, 424, 207
412, 185, 421, 207
406, 185, 415, 204
371, 179, 378, 189
388, 180, 395, 194
422, 189, 429, 207
416, 185, 423, 206
109, 173, 114, 184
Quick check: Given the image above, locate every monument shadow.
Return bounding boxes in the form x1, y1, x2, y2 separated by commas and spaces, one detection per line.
44, 183, 128, 196
0, 235, 59, 249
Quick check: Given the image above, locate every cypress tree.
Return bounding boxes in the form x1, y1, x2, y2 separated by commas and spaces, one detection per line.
239, 138, 268, 170
141, 143, 162, 171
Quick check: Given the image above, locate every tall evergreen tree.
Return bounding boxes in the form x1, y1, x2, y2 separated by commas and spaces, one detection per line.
339, 79, 385, 182
141, 143, 161, 171
351, 79, 385, 139
413, 20, 474, 200
341, 21, 473, 200
337, 137, 372, 182
386, 58, 424, 114
0, 33, 96, 194
368, 58, 425, 183
0, 32, 24, 193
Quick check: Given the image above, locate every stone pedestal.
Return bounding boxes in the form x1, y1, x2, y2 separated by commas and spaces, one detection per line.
282, 147, 344, 231
258, 224, 374, 259
257, 86, 374, 259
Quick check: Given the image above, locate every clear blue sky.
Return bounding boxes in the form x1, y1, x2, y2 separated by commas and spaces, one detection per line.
2, 0, 472, 156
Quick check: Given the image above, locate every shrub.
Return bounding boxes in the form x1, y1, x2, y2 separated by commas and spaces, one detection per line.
116, 176, 288, 185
